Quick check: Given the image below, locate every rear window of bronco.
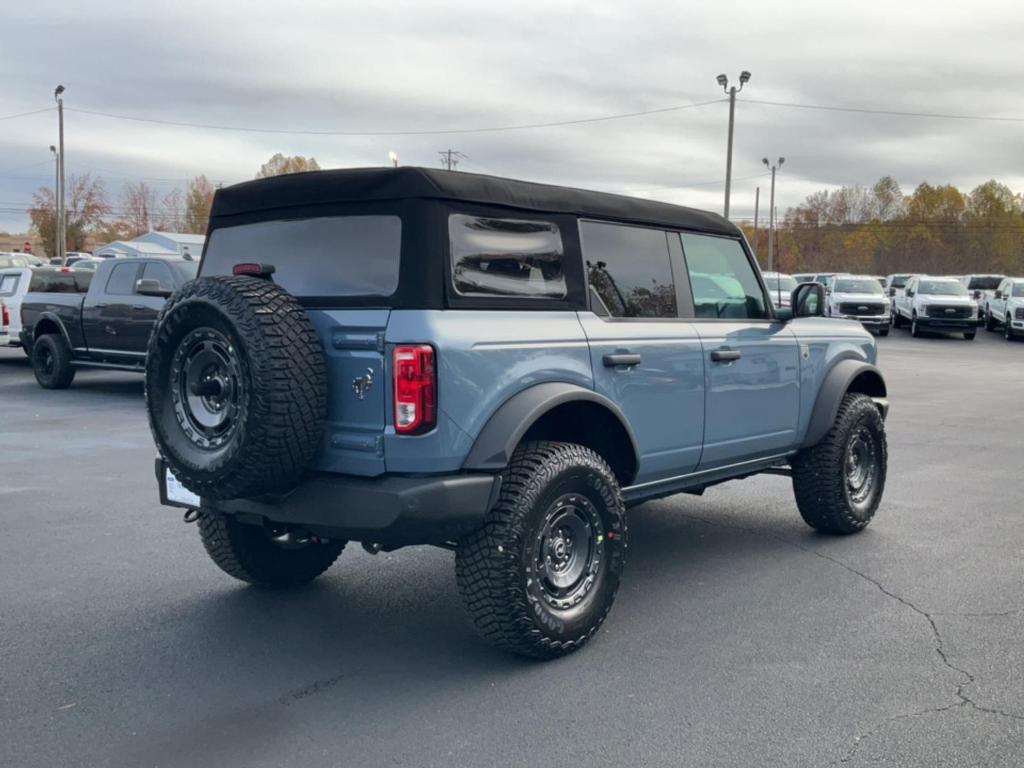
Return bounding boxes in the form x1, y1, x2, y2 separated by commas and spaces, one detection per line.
201, 215, 402, 297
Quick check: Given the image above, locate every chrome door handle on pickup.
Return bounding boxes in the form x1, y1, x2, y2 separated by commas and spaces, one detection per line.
602, 353, 642, 367
710, 349, 742, 363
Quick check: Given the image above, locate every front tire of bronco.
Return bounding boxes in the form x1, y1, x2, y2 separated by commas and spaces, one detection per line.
455, 441, 627, 659
197, 511, 345, 588
791, 393, 887, 535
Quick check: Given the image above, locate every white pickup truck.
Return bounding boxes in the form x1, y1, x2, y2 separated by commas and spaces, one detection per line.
826, 275, 891, 336
983, 277, 1024, 340
892, 276, 977, 339
0, 267, 34, 353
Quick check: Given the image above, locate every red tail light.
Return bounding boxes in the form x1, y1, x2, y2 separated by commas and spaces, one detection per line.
1, 303, 9, 328
393, 345, 436, 434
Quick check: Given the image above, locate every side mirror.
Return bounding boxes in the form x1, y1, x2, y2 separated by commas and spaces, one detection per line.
888, 287, 896, 297
791, 282, 826, 319
973, 290, 982, 300
136, 278, 172, 298
994, 290, 1003, 300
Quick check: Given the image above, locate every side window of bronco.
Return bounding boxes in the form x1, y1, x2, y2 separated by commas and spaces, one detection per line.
449, 214, 566, 298
679, 233, 768, 320
580, 221, 678, 318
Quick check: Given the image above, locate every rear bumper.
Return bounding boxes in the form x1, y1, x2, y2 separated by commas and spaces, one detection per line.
156, 459, 502, 546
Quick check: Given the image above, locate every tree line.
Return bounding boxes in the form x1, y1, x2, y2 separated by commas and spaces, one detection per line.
744, 177, 1024, 277
28, 154, 320, 258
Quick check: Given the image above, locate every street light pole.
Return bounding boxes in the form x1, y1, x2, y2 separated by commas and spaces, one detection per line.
54, 85, 66, 265
717, 70, 751, 220
762, 157, 784, 273
753, 186, 760, 256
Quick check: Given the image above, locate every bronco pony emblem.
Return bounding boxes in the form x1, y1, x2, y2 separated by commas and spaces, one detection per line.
352, 368, 374, 400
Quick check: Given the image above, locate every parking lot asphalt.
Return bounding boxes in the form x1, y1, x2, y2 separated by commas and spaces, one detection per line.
2, 326, 1022, 768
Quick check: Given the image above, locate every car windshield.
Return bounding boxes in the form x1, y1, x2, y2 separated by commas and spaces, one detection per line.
1013, 283, 1024, 298
967, 276, 1004, 290
891, 275, 911, 288
834, 278, 883, 295
764, 275, 797, 292
918, 279, 967, 296
818, 275, 837, 286
0, 255, 29, 268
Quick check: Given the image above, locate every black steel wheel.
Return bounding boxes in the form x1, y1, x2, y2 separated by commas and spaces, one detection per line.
911, 313, 922, 337
792, 393, 887, 535
146, 276, 327, 500
31, 333, 75, 389
1005, 316, 1016, 341
456, 441, 627, 659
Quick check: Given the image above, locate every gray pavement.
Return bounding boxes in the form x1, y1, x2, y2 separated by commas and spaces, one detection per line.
1, 326, 1022, 767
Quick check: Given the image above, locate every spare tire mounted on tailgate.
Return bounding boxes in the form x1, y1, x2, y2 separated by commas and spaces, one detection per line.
146, 275, 327, 500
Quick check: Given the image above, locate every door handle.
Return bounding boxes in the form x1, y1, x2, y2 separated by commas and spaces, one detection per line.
603, 353, 642, 367
132, 304, 146, 310
93, 303, 107, 309
711, 349, 742, 363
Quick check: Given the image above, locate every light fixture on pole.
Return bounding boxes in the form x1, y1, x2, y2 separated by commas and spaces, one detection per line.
762, 157, 784, 274
388, 151, 399, 168
717, 70, 751, 219
54, 85, 66, 265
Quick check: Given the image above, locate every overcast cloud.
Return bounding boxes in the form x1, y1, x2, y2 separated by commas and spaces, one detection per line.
1, 0, 1022, 233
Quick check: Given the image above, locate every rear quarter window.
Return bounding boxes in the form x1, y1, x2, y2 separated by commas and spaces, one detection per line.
202, 215, 401, 298
0, 274, 20, 297
449, 214, 566, 299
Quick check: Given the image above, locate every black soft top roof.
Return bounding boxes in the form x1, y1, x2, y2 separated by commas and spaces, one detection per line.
210, 166, 739, 237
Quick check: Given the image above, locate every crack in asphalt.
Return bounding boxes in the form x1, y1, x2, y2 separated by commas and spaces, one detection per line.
683, 513, 1024, 765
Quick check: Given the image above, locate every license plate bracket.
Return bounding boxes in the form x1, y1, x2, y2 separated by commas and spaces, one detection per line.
156, 460, 201, 508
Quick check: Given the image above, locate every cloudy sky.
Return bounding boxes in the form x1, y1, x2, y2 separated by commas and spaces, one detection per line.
1, 0, 1022, 234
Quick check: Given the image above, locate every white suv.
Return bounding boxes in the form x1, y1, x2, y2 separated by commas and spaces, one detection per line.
826, 275, 891, 336
983, 277, 1024, 340
892, 276, 977, 339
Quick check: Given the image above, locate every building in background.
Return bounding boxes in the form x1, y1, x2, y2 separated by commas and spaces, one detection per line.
94, 231, 205, 261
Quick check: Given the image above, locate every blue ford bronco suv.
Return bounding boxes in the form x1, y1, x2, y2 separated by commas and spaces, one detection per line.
147, 167, 889, 659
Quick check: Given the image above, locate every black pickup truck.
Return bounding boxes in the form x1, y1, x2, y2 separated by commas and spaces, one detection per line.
20, 258, 198, 388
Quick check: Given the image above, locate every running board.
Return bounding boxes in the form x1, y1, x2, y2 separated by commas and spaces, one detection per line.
622, 454, 792, 506
71, 359, 145, 372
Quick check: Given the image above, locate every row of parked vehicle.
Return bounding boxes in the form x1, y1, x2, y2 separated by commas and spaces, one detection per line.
762, 270, 1024, 341
0, 257, 198, 386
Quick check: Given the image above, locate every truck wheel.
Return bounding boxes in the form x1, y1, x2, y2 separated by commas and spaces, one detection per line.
910, 313, 922, 337
985, 310, 996, 332
877, 327, 890, 337
891, 312, 902, 329
31, 334, 75, 389
1005, 316, 1016, 341
146, 276, 327, 500
791, 393, 887, 535
198, 511, 345, 588
964, 331, 976, 341
455, 441, 627, 659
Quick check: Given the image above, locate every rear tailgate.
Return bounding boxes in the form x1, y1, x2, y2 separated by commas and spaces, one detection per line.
305, 309, 391, 476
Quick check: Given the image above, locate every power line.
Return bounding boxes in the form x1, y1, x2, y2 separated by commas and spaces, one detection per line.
0, 107, 53, 121
743, 98, 1024, 123
64, 99, 727, 136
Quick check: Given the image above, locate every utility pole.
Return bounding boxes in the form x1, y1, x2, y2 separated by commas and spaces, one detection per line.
716, 70, 751, 219
54, 85, 66, 265
439, 149, 465, 171
49, 145, 59, 258
762, 157, 784, 273
753, 186, 760, 257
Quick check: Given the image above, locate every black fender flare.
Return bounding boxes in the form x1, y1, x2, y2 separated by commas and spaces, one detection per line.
462, 382, 641, 473
802, 359, 888, 447
33, 311, 74, 349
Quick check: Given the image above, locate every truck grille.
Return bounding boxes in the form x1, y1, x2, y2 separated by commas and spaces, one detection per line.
926, 305, 972, 319
1016, 307, 1024, 320
839, 302, 886, 316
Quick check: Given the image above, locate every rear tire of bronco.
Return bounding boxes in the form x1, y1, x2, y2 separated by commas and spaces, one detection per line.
146, 276, 327, 500
791, 393, 887, 535
197, 511, 345, 588
32, 333, 75, 389
455, 441, 627, 659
